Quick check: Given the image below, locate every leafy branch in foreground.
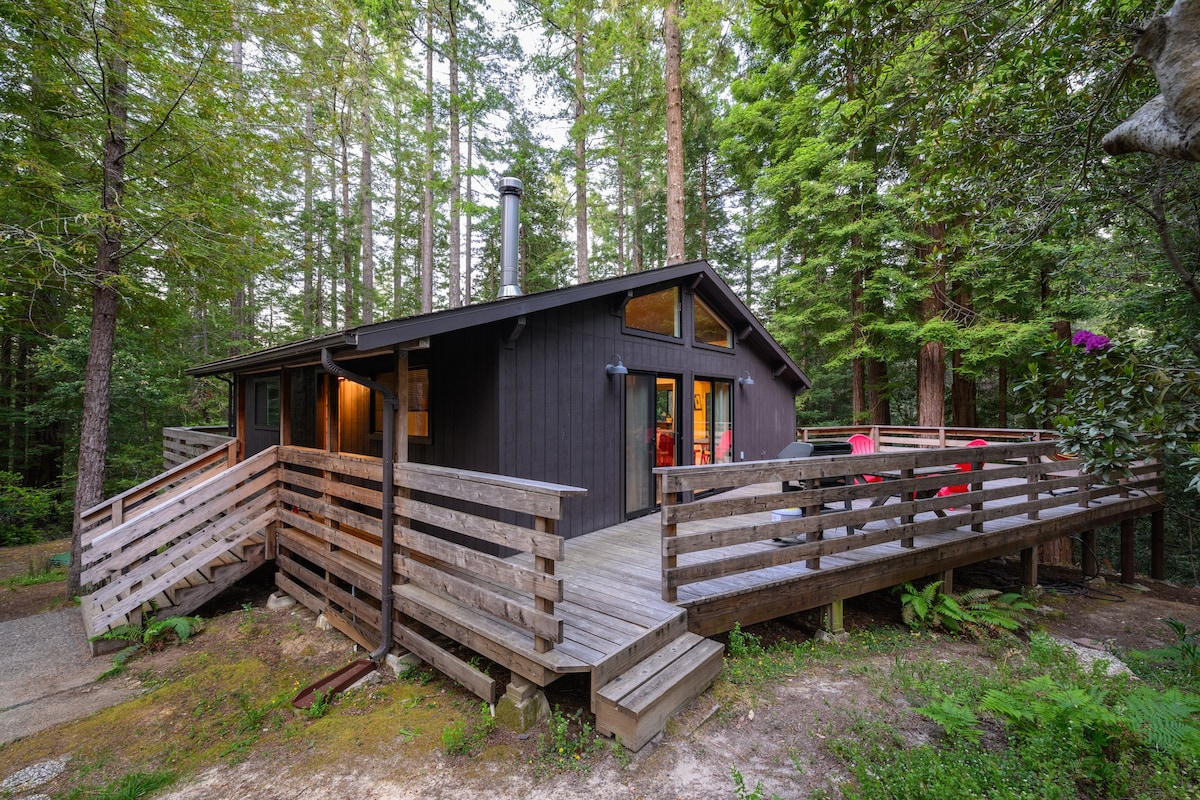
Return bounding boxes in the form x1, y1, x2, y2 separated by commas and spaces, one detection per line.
897, 581, 1034, 639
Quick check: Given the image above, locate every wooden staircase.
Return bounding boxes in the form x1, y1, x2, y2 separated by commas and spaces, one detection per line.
79, 445, 279, 648
593, 631, 724, 750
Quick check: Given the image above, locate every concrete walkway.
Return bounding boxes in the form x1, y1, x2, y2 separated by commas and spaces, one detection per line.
0, 608, 134, 744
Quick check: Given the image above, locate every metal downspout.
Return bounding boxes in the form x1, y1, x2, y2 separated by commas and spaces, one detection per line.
320, 348, 396, 663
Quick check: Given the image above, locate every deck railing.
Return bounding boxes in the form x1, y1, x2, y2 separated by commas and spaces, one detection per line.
162, 425, 235, 468
82, 445, 280, 632
799, 424, 1054, 449
80, 438, 241, 543
274, 447, 586, 656
657, 438, 1161, 602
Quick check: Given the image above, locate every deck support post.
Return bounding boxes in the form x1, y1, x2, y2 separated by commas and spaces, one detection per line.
1150, 511, 1165, 580
1020, 547, 1039, 591
1120, 518, 1137, 584
1080, 530, 1098, 580
940, 569, 954, 595
815, 599, 847, 642
495, 674, 549, 733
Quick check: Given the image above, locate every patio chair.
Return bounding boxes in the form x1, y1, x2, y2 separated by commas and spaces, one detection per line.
847, 433, 883, 483
936, 438, 988, 498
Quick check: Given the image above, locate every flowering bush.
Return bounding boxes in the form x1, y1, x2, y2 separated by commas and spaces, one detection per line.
1020, 332, 1200, 494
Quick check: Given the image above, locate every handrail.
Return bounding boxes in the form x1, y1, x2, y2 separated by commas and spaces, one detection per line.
80, 439, 239, 544
657, 439, 1160, 602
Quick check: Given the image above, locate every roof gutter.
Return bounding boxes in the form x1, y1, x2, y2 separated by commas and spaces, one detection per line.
320, 348, 396, 663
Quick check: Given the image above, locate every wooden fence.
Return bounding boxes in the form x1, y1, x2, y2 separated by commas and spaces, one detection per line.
162, 426, 235, 468
658, 439, 1161, 603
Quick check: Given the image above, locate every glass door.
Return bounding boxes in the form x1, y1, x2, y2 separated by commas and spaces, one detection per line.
692, 378, 733, 464
625, 374, 679, 517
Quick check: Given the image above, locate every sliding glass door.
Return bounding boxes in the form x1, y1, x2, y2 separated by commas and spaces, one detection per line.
625, 374, 679, 517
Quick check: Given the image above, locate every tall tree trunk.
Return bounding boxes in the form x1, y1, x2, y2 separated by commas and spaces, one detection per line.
340, 127, 354, 326
303, 99, 315, 334
70, 2, 128, 596
464, 111, 474, 303
573, 12, 589, 283
359, 20, 374, 325
329, 151, 339, 323
916, 222, 946, 429
421, 0, 435, 313
632, 157, 644, 272
951, 286, 976, 427
616, 128, 627, 275
851, 261, 867, 423
663, 0, 685, 265
447, 1, 462, 308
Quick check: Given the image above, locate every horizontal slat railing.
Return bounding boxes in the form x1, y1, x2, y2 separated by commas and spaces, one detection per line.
80, 439, 240, 545
162, 426, 235, 469
657, 439, 1161, 601
274, 447, 586, 656
799, 425, 1054, 448
83, 446, 280, 632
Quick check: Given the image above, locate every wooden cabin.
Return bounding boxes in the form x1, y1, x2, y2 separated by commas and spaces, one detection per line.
188, 260, 810, 539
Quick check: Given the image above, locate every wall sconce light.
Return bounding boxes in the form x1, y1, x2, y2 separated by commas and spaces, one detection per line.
738, 371, 755, 387
606, 354, 628, 377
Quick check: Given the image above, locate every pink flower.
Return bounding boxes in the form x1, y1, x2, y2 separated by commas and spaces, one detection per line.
1071, 330, 1111, 352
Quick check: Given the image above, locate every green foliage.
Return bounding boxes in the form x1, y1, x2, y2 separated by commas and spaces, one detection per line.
730, 766, 782, 800
93, 615, 203, 679
305, 689, 331, 720
440, 702, 496, 756
57, 769, 176, 800
0, 471, 69, 546
537, 705, 600, 772
915, 696, 983, 744
1020, 335, 1200, 492
1126, 617, 1200, 688
896, 581, 1034, 639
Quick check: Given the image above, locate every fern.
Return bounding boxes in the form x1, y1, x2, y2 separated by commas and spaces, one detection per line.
1124, 686, 1200, 758
917, 696, 983, 744
896, 582, 1033, 639
90, 615, 203, 678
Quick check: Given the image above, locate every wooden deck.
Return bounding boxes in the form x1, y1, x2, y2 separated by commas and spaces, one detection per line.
80, 431, 1164, 749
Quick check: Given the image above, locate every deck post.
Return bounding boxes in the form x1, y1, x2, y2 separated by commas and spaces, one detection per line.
940, 569, 954, 595
495, 674, 549, 733
1120, 518, 1137, 583
662, 483, 679, 603
534, 517, 556, 654
1020, 547, 1038, 590
816, 599, 847, 642
900, 467, 915, 548
1080, 530, 1098, 579
1150, 511, 1165, 580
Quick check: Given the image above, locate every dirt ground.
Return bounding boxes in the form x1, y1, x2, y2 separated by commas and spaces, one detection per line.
1, 540, 1197, 800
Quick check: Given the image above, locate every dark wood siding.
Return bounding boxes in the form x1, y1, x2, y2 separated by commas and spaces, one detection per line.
410, 284, 798, 540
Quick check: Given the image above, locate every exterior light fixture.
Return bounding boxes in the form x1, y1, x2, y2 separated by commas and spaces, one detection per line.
606, 354, 628, 376
738, 371, 755, 387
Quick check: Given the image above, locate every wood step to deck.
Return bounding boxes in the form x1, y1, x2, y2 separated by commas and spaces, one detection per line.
594, 632, 724, 751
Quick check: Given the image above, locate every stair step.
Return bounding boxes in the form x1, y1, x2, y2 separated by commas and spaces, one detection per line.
594, 632, 724, 751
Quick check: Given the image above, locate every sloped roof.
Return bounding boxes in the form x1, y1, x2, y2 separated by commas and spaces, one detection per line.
188, 260, 810, 389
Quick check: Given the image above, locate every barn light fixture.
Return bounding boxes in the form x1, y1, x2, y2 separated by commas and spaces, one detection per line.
606, 354, 628, 377
738, 371, 755, 387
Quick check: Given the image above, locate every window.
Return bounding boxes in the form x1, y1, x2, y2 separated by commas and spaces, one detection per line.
255, 379, 279, 427
625, 287, 681, 338
693, 297, 733, 348
408, 367, 430, 440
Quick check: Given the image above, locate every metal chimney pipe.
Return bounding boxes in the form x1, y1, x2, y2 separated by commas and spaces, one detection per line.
498, 176, 523, 298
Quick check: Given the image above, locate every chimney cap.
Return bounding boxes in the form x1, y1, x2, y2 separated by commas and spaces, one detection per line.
498, 176, 524, 196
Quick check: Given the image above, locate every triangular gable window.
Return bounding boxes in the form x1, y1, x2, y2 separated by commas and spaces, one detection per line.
694, 297, 733, 348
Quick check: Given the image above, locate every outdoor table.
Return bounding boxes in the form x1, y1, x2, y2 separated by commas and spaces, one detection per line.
869, 466, 951, 543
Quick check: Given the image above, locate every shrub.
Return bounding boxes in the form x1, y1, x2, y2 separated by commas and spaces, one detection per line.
0, 470, 68, 546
